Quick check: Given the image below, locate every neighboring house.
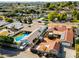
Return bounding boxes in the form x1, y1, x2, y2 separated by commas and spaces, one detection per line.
0, 29, 9, 36
25, 26, 48, 44
5, 23, 14, 29
31, 28, 62, 57
14, 22, 23, 30
5, 22, 23, 30
26, 6, 37, 9
0, 20, 9, 26
48, 25, 74, 46
62, 7, 70, 11
76, 6, 79, 10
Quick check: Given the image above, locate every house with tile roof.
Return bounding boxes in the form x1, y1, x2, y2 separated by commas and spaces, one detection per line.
48, 25, 74, 46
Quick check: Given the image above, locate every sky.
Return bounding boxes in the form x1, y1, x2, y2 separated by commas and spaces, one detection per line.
0, 0, 79, 3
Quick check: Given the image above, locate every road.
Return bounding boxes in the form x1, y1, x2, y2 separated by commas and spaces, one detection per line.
2, 46, 75, 58
4, 48, 40, 58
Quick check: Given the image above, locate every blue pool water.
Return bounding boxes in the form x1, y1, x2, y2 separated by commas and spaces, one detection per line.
14, 33, 30, 42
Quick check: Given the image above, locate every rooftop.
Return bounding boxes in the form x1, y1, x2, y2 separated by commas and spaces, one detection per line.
48, 23, 74, 44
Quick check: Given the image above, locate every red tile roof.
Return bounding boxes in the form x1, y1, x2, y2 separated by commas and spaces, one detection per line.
36, 37, 61, 52
64, 28, 74, 43
48, 25, 74, 43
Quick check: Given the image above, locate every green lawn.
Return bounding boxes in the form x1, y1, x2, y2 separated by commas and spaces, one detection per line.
76, 44, 79, 58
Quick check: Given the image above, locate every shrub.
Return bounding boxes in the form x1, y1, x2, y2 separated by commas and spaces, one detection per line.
0, 36, 14, 44
49, 4, 56, 10
5, 18, 13, 23
0, 16, 4, 20
57, 13, 67, 21
76, 37, 79, 44
48, 11, 57, 21
71, 19, 79, 22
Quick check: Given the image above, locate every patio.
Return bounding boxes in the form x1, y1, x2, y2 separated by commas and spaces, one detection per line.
21, 22, 44, 32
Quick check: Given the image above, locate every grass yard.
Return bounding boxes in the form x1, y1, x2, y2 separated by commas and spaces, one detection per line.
76, 44, 79, 58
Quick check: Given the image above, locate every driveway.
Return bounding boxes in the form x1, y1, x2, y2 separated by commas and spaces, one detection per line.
64, 47, 76, 58
7, 48, 40, 58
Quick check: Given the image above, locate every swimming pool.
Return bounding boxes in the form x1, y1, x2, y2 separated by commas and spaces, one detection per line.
14, 32, 30, 42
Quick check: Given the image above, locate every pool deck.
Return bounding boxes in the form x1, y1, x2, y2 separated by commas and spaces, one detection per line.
21, 22, 44, 32
9, 22, 44, 36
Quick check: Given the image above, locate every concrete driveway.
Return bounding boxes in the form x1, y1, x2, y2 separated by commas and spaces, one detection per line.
64, 47, 75, 58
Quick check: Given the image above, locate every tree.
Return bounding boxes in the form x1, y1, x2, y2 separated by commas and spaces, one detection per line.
0, 16, 4, 20
72, 11, 79, 20
0, 36, 14, 44
57, 12, 67, 21
5, 18, 13, 23
56, 6, 61, 11
48, 11, 57, 21
66, 1, 72, 6
60, 2, 67, 7
36, 11, 40, 14
72, 9, 77, 16
73, 2, 77, 6
28, 9, 36, 14
72, 19, 79, 22
48, 4, 56, 10
46, 3, 50, 8
76, 12, 79, 20
72, 9, 78, 22
59, 2, 72, 7
57, 3, 60, 6
27, 17, 32, 24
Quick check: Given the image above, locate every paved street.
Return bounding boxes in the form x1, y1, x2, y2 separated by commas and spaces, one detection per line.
2, 46, 75, 58
5, 48, 40, 58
